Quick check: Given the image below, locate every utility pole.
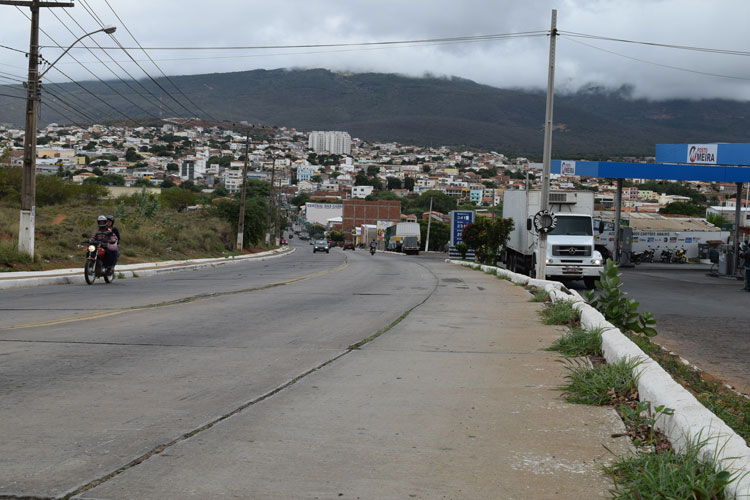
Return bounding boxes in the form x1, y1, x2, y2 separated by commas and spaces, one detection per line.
4, 0, 73, 257
536, 9, 557, 280
236, 132, 250, 251
425, 196, 433, 252
265, 155, 276, 245
275, 175, 282, 245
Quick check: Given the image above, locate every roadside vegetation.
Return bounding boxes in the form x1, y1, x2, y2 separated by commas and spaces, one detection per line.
456, 261, 745, 497
528, 259, 747, 498
0, 167, 284, 271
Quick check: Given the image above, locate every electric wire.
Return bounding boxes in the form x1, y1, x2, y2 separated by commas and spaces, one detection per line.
98, 0, 217, 121
0, 43, 27, 54
0, 92, 26, 100
559, 31, 750, 57
561, 36, 750, 82
52, 8, 173, 118
14, 6, 145, 126
39, 30, 549, 51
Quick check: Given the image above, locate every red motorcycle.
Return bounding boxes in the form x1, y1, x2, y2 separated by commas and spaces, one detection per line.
83, 233, 116, 285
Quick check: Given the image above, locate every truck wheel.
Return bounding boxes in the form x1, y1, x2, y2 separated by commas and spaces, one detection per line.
584, 277, 597, 289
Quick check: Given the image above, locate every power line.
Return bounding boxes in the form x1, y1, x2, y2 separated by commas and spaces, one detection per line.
561, 36, 750, 82
50, 7, 180, 118
99, 0, 218, 121
0, 92, 26, 100
14, 5, 147, 125
560, 31, 750, 57
39, 30, 549, 51
0, 43, 27, 54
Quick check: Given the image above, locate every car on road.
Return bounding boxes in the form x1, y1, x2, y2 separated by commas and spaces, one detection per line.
313, 239, 330, 253
343, 240, 356, 250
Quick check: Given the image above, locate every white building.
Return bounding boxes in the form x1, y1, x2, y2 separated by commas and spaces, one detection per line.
305, 202, 343, 225
223, 169, 244, 194
308, 131, 352, 155
351, 185, 374, 199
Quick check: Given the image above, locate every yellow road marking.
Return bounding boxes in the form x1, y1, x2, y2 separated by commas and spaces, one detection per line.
1, 260, 348, 331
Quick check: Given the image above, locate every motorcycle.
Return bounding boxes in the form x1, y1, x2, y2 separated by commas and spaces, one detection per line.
642, 246, 655, 263
672, 246, 687, 264
660, 248, 673, 263
370, 246, 376, 255
83, 233, 116, 285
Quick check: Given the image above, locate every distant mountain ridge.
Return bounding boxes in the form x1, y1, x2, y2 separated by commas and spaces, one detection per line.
1, 68, 749, 157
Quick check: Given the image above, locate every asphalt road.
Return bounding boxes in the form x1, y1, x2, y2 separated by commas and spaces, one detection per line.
570, 264, 750, 395
0, 243, 438, 498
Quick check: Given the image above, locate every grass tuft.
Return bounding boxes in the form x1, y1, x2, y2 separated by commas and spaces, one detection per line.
530, 288, 549, 303
540, 300, 580, 326
546, 327, 603, 357
604, 437, 739, 499
560, 357, 641, 406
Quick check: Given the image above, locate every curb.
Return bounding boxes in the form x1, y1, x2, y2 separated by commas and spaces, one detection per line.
0, 247, 295, 290
446, 259, 750, 499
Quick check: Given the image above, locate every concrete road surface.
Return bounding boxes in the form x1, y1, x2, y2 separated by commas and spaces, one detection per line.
0, 245, 628, 499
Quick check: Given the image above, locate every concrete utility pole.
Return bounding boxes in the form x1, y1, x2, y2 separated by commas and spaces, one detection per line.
275, 175, 282, 245
425, 196, 433, 252
537, 9, 557, 280
236, 132, 250, 251
265, 155, 276, 245
3, 0, 73, 257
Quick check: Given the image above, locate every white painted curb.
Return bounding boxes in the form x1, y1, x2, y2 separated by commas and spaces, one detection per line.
446, 259, 750, 499
0, 247, 295, 290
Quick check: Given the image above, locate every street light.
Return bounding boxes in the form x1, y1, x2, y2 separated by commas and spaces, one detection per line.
18, 25, 116, 257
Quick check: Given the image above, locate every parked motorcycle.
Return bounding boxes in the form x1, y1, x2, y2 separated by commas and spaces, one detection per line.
642, 246, 655, 263
83, 233, 115, 285
672, 246, 687, 264
660, 248, 673, 263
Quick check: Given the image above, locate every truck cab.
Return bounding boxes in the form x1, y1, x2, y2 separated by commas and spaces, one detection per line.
541, 214, 603, 288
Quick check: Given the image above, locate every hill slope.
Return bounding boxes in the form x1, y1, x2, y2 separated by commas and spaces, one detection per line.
1, 68, 748, 156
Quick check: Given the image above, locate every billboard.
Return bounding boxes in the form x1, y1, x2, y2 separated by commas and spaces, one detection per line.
450, 210, 475, 247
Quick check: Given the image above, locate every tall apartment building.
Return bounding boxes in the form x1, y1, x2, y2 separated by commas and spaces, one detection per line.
308, 131, 352, 155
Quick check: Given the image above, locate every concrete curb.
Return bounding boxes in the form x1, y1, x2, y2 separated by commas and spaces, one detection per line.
0, 247, 295, 290
445, 259, 750, 499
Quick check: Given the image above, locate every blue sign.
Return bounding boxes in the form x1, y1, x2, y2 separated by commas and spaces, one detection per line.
551, 159, 750, 183
656, 143, 750, 166
450, 210, 475, 246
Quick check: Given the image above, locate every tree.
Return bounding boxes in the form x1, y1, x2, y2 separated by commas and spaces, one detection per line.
419, 219, 449, 251
160, 178, 176, 189
160, 187, 196, 212
166, 163, 179, 171
404, 176, 415, 192
706, 212, 731, 228
125, 147, 142, 162
386, 176, 402, 190
367, 165, 380, 177
659, 202, 704, 217
410, 190, 457, 215
133, 178, 153, 187
91, 167, 103, 176
290, 192, 311, 207
461, 217, 515, 265
308, 223, 326, 239
423, 165, 431, 173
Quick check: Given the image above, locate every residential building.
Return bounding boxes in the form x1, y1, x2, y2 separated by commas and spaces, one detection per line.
308, 131, 352, 155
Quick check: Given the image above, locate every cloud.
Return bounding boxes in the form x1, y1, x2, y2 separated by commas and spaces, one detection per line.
1, 0, 748, 101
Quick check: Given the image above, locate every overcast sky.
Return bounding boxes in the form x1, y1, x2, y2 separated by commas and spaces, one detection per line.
1, 0, 749, 101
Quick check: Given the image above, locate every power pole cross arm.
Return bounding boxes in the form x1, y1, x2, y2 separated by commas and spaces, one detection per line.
0, 1, 73, 7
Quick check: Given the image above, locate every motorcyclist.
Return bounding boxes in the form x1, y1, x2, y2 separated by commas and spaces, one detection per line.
370, 239, 377, 253
92, 215, 118, 271
106, 215, 120, 269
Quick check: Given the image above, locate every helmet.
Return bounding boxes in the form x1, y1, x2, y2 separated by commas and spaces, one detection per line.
106, 215, 115, 224
97, 215, 108, 230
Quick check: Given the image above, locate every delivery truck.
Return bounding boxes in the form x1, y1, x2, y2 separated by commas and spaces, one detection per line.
385, 222, 422, 255
501, 190, 604, 288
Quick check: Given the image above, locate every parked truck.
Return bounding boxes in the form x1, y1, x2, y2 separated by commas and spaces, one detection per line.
501, 190, 604, 288
385, 222, 421, 255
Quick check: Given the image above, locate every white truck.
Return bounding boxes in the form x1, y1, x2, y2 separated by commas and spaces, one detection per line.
385, 222, 421, 254
502, 190, 604, 288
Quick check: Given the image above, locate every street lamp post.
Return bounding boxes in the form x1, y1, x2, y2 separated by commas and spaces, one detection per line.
17, 22, 115, 257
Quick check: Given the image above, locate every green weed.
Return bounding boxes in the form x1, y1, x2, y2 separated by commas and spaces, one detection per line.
604, 438, 739, 499
530, 288, 549, 303
540, 300, 580, 326
560, 357, 641, 406
546, 327, 603, 357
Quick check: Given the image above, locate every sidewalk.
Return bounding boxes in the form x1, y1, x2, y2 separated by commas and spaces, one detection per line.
0, 247, 294, 290
78, 260, 630, 499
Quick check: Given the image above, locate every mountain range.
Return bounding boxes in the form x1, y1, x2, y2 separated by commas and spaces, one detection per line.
1, 68, 749, 157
